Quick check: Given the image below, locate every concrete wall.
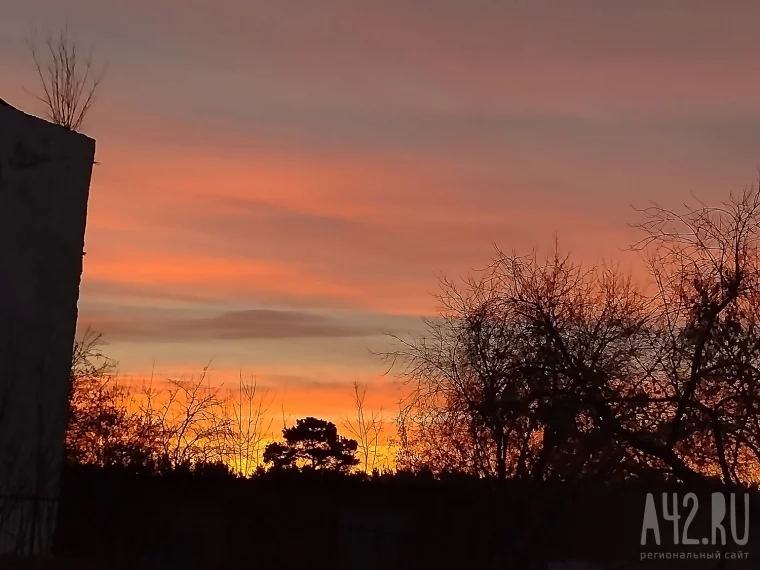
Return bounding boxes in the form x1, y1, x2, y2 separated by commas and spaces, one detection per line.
0, 98, 95, 555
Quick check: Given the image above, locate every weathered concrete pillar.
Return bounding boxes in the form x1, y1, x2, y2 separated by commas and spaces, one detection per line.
0, 98, 95, 556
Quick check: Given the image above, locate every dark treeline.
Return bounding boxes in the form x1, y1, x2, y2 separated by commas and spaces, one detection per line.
52, 466, 757, 569
66, 333, 382, 477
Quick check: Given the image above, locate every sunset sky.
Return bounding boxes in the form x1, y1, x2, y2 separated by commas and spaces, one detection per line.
4, 0, 760, 423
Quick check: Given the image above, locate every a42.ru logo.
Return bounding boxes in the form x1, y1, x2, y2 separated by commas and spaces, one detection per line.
640, 492, 749, 546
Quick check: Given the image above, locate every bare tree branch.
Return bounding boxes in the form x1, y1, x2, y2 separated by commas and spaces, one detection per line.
26, 26, 105, 132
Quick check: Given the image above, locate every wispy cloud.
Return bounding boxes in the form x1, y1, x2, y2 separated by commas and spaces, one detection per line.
79, 307, 389, 342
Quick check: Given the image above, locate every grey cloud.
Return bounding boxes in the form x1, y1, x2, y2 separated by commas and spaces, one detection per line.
79, 308, 388, 342
8, 0, 760, 163
256, 374, 348, 391
8, 0, 760, 119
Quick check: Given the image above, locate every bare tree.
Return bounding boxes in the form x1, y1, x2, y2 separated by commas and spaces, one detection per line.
66, 329, 159, 469
384, 246, 651, 482
384, 182, 760, 488
140, 365, 230, 468
631, 182, 760, 487
221, 374, 275, 476
27, 26, 104, 132
342, 381, 385, 474
66, 336, 293, 475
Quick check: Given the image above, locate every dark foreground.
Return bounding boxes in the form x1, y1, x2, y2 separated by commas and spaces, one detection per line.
8, 468, 760, 569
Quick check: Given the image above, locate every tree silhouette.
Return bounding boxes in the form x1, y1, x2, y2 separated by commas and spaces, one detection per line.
385, 246, 646, 482
66, 329, 159, 471
27, 26, 105, 132
342, 381, 386, 473
263, 417, 359, 472
385, 182, 760, 487
66, 334, 272, 475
